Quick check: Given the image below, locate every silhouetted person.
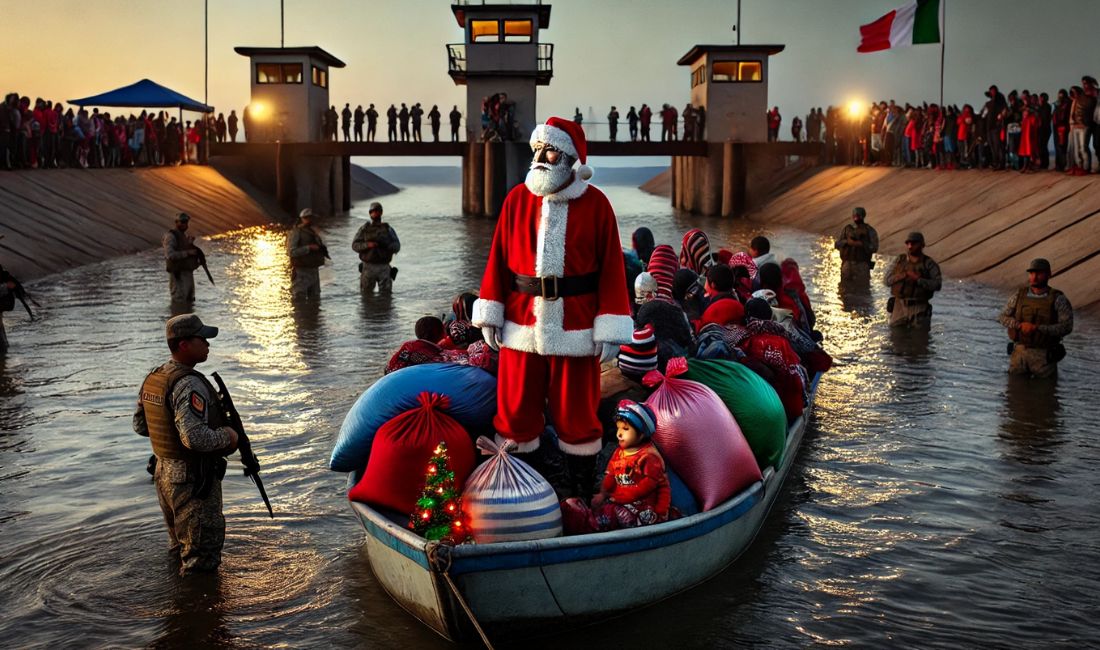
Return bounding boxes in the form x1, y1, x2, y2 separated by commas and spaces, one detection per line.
398, 103, 410, 142
366, 104, 378, 142
449, 105, 462, 142
639, 104, 652, 142
627, 106, 638, 141
341, 103, 352, 142
428, 105, 441, 142
607, 106, 619, 142
411, 103, 423, 142
386, 104, 397, 141
227, 110, 238, 143
353, 105, 364, 142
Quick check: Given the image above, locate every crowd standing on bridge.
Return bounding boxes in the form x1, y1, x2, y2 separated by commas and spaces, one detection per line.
787, 74, 1099, 174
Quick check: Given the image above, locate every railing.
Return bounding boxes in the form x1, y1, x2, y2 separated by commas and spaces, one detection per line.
447, 44, 467, 75
445, 42, 554, 80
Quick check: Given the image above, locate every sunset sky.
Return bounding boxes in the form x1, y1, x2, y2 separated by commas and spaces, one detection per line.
4, 0, 1096, 132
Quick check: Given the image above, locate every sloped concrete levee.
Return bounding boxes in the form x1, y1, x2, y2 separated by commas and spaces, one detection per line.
747, 166, 1100, 313
0, 166, 276, 280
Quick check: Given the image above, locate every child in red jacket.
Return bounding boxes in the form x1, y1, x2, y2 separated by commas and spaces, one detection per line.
561, 400, 670, 534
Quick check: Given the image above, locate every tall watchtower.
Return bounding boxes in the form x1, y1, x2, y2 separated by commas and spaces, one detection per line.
446, 2, 554, 141
234, 46, 346, 142
677, 45, 784, 143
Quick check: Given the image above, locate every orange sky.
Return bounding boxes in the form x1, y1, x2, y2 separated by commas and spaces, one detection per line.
4, 0, 1097, 125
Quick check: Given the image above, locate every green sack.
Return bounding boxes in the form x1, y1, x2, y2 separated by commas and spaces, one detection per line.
683, 359, 787, 471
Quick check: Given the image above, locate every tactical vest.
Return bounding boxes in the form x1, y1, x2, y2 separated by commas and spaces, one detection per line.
357, 222, 395, 264
140, 363, 225, 460
165, 229, 198, 274
892, 255, 934, 301
290, 226, 326, 268
1010, 286, 1062, 348
840, 223, 873, 262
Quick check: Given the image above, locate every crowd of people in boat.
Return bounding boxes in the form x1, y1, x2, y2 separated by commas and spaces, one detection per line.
777, 75, 1100, 174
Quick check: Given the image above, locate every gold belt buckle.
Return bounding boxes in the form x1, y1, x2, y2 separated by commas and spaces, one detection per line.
540, 276, 560, 301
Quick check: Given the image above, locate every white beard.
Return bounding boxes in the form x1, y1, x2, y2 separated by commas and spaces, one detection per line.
525, 161, 574, 197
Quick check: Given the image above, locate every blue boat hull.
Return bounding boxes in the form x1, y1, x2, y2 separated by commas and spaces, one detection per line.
351, 377, 820, 641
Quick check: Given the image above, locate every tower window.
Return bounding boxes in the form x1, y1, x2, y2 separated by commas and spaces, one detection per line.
712, 60, 763, 83
257, 63, 303, 85
471, 20, 499, 42
504, 20, 533, 42
312, 65, 328, 88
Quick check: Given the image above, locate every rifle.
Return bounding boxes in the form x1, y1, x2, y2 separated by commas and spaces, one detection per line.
318, 244, 332, 261
194, 246, 216, 286
0, 265, 34, 320
211, 372, 273, 518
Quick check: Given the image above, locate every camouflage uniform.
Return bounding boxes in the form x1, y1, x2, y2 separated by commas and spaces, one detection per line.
134, 360, 234, 575
885, 253, 942, 328
352, 206, 400, 294
835, 219, 879, 282
286, 220, 326, 301
163, 227, 197, 304
998, 286, 1073, 378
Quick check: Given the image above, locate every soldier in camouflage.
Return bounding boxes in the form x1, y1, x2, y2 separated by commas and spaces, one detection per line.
163, 213, 200, 304
287, 208, 326, 301
885, 232, 942, 329
133, 314, 239, 575
835, 206, 880, 282
997, 258, 1073, 378
352, 202, 400, 293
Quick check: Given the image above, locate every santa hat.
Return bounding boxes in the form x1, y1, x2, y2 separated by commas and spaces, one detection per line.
530, 116, 593, 181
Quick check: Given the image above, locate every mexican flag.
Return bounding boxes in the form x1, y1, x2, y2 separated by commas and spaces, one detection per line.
857, 0, 941, 53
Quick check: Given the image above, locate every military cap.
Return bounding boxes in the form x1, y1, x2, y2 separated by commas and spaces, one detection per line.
1026, 258, 1052, 274
369, 202, 383, 212
852, 207, 866, 218
166, 314, 218, 341
175, 212, 191, 222
299, 208, 314, 220
904, 232, 925, 244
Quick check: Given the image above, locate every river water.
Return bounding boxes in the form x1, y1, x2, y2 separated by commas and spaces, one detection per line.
1, 182, 1097, 649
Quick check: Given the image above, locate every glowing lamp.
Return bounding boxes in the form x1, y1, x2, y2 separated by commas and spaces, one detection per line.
847, 100, 864, 119
251, 102, 268, 120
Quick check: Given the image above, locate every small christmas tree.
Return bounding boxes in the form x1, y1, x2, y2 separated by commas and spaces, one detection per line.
409, 442, 470, 543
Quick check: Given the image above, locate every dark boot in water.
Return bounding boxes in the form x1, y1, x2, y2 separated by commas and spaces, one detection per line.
565, 453, 598, 501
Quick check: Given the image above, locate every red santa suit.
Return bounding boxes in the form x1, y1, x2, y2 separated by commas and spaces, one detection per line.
472, 119, 634, 456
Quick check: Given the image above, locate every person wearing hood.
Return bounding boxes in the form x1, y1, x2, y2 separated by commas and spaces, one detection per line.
740, 298, 807, 421
631, 227, 655, 267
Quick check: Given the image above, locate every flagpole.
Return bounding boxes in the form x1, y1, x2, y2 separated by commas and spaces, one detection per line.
939, 0, 945, 106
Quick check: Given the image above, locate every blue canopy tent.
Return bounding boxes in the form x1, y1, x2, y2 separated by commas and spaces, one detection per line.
69, 78, 213, 121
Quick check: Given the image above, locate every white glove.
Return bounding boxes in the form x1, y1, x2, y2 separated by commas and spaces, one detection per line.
599, 342, 619, 365
482, 325, 504, 351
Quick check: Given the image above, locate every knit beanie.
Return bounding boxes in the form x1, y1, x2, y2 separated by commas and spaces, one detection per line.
744, 297, 773, 322
614, 399, 657, 440
701, 297, 746, 327
632, 227, 655, 265
617, 324, 658, 380
672, 268, 701, 302
679, 228, 712, 274
647, 244, 679, 300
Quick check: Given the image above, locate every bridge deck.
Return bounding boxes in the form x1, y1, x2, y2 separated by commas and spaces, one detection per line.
211, 141, 720, 157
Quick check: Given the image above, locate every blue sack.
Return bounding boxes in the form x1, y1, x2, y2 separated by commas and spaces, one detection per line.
668, 467, 700, 517
329, 363, 497, 472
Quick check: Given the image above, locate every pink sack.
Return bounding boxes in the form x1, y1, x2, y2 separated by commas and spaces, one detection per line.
642, 357, 762, 511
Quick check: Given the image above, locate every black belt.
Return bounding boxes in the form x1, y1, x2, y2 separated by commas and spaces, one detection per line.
513, 272, 599, 301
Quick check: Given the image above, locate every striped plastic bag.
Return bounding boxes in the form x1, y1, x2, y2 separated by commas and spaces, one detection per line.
462, 437, 562, 544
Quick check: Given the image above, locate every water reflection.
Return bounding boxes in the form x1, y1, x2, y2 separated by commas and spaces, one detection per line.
998, 375, 1063, 465
153, 574, 231, 649
887, 325, 932, 361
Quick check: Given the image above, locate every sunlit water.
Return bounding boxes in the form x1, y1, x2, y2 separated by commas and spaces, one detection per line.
1, 183, 1098, 648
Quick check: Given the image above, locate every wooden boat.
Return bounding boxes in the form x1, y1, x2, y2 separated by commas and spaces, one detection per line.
349, 374, 822, 643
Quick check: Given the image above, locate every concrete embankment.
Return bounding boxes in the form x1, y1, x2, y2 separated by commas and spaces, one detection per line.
0, 166, 279, 280
746, 167, 1100, 314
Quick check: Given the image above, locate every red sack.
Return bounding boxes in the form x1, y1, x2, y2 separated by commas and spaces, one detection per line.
642, 358, 762, 511
349, 392, 476, 513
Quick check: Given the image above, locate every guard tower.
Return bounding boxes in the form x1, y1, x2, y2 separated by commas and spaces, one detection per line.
234, 46, 346, 142
446, 2, 554, 141
677, 44, 785, 143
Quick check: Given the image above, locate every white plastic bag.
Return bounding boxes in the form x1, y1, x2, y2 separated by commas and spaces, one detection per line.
462, 437, 563, 543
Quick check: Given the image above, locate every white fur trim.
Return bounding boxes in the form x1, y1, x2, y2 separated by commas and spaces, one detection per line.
576, 163, 593, 181
543, 176, 589, 203
501, 297, 600, 357
558, 438, 604, 456
530, 124, 578, 159
496, 432, 540, 453
535, 197, 567, 276
592, 314, 635, 345
472, 298, 504, 329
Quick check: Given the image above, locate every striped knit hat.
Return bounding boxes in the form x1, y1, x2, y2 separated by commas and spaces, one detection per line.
617, 324, 657, 380
647, 244, 679, 301
614, 400, 657, 440
679, 229, 712, 275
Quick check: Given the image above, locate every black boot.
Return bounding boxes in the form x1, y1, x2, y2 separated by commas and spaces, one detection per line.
513, 445, 571, 500
565, 454, 598, 501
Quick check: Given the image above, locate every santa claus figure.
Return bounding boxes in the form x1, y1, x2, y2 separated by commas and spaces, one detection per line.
472, 117, 634, 497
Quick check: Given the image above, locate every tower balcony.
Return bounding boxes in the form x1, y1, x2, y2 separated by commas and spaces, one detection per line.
446, 42, 554, 85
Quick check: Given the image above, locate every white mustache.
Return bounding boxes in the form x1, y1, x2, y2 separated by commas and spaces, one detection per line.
529, 162, 553, 171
